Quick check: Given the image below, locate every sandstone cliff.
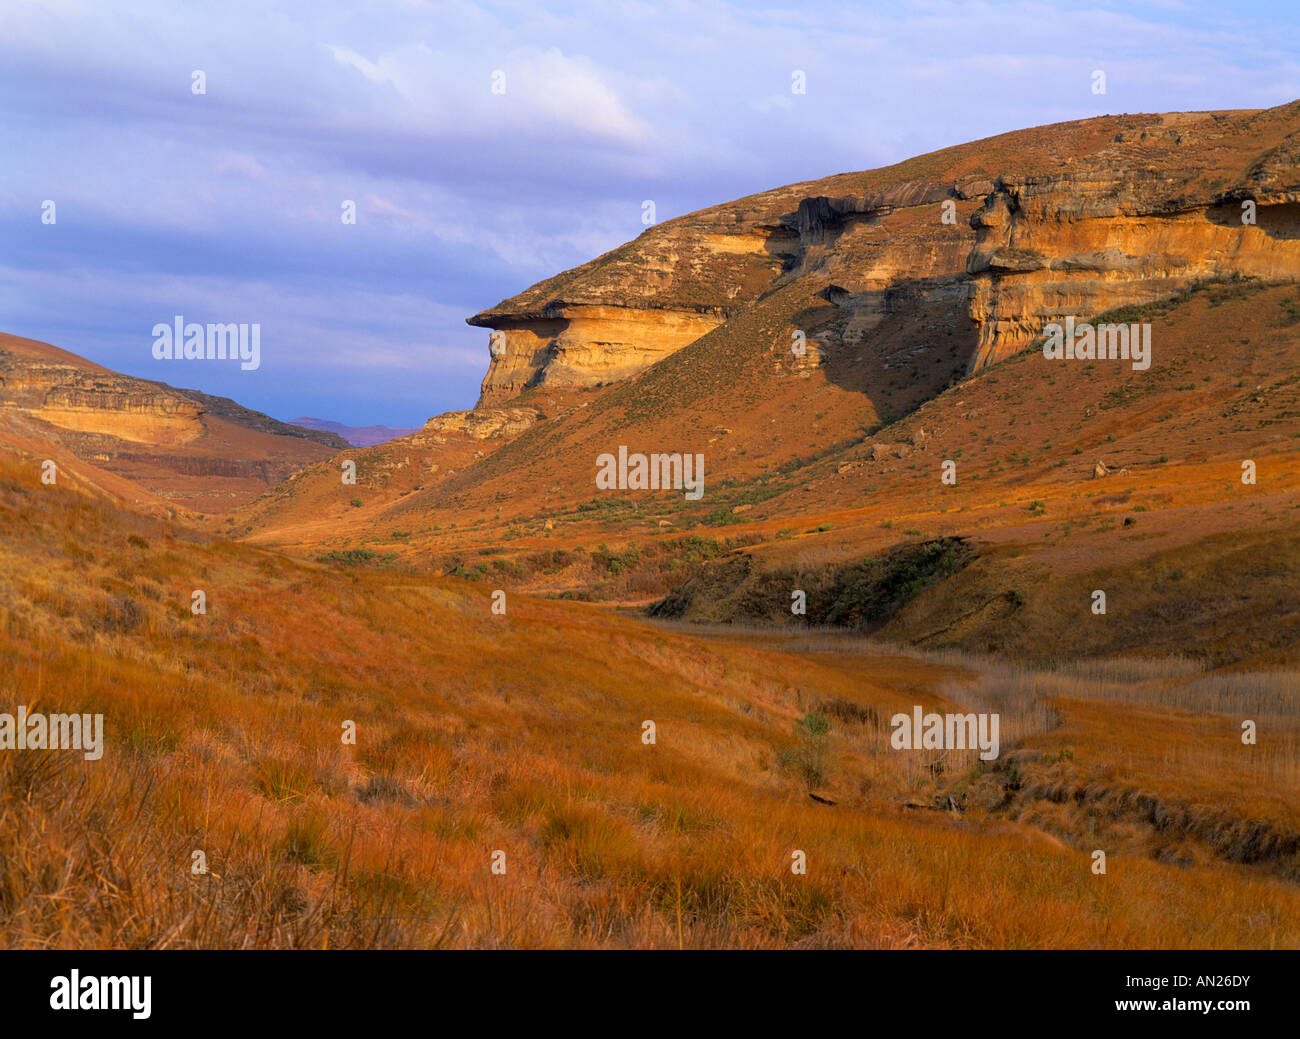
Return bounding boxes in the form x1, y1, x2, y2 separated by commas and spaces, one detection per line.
467, 197, 800, 404
0, 333, 343, 511
967, 107, 1300, 368
467, 102, 1300, 403
231, 102, 1300, 551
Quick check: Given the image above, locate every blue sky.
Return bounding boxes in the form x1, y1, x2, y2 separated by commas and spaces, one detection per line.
2, 1, 1297, 426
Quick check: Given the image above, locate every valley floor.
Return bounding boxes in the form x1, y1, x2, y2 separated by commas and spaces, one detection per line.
2, 453, 1297, 947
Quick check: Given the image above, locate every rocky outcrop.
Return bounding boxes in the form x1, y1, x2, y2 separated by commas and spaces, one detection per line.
413, 407, 540, 442
0, 344, 346, 450
467, 191, 808, 403
0, 333, 340, 510
471, 304, 726, 405
467, 181, 973, 403
1, 357, 205, 444
465, 102, 1300, 407
966, 117, 1300, 369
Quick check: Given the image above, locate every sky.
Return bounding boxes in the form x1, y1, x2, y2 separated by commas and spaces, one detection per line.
2, 0, 1298, 427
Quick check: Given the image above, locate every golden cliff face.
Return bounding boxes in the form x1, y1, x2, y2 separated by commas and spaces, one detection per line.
468, 203, 797, 405
967, 125, 1300, 370
474, 305, 727, 405
0, 334, 342, 511
414, 406, 539, 441
465, 103, 1300, 406
1, 358, 206, 444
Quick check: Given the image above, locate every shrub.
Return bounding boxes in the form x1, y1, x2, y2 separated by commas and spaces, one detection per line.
787, 711, 832, 791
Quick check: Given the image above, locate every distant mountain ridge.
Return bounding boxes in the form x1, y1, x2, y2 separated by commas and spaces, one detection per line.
288, 416, 420, 447
0, 332, 344, 511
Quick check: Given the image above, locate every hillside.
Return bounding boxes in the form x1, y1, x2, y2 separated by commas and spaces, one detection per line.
467, 103, 1300, 399
0, 333, 344, 513
224, 105, 1300, 667
3, 448, 1298, 948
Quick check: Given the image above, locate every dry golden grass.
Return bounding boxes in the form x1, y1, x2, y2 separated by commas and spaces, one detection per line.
2, 453, 1298, 948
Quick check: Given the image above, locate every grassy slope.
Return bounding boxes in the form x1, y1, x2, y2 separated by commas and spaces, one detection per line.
233, 106, 1284, 545
2, 452, 1299, 948
254, 281, 1300, 667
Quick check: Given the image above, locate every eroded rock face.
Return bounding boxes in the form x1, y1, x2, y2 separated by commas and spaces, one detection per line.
966, 129, 1300, 370
0, 334, 342, 510
1, 355, 205, 444
465, 103, 1300, 406
467, 198, 800, 404
794, 181, 951, 244
473, 305, 726, 405
414, 407, 539, 441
